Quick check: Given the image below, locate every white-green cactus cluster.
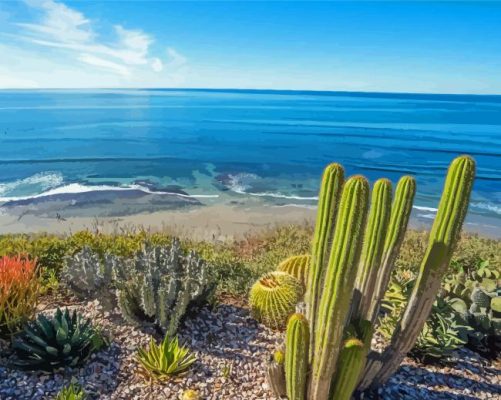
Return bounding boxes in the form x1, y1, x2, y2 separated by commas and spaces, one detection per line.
116, 239, 213, 336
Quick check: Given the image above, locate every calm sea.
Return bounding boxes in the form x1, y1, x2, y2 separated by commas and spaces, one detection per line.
0, 89, 500, 234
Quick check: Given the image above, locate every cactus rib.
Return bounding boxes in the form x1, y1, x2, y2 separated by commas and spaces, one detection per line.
285, 314, 309, 400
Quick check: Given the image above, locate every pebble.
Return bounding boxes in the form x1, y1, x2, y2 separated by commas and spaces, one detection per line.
0, 298, 499, 399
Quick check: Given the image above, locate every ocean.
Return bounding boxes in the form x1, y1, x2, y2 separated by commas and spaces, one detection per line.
0, 89, 500, 235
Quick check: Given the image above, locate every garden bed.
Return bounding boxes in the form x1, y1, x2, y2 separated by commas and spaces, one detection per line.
1, 294, 499, 400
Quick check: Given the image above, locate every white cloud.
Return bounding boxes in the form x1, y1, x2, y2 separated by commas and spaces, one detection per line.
151, 58, 164, 72
166, 47, 187, 68
78, 53, 130, 77
0, 0, 188, 87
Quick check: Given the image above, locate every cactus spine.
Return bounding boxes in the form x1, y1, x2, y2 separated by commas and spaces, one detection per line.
309, 176, 369, 400
278, 255, 311, 287
285, 314, 310, 400
371, 155, 475, 385
353, 178, 392, 320
367, 176, 416, 324
306, 163, 344, 352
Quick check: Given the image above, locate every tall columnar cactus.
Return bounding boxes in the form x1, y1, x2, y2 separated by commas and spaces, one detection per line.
249, 271, 303, 329
369, 155, 475, 385
353, 178, 392, 320
306, 163, 344, 351
269, 155, 474, 399
368, 175, 416, 325
285, 314, 309, 400
310, 176, 369, 400
277, 254, 311, 286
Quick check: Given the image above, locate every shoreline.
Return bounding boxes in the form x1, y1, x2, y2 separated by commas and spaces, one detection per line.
0, 203, 499, 240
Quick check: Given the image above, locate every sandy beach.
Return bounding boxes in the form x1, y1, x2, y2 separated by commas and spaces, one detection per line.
1, 201, 500, 240
0, 203, 317, 240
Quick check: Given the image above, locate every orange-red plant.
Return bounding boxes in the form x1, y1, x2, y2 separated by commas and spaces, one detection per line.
0, 256, 40, 338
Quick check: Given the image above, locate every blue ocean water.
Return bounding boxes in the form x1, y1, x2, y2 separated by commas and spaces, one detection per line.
0, 89, 500, 233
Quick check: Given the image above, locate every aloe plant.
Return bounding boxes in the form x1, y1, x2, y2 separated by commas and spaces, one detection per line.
136, 335, 196, 381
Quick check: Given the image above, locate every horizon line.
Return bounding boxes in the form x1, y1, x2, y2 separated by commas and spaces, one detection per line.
1, 87, 501, 98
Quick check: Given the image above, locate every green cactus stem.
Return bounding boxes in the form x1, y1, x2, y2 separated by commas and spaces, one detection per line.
285, 314, 309, 400
367, 175, 416, 325
309, 175, 369, 400
266, 349, 287, 398
278, 255, 311, 287
249, 271, 303, 329
353, 178, 392, 320
329, 338, 365, 400
306, 163, 344, 354
371, 155, 475, 385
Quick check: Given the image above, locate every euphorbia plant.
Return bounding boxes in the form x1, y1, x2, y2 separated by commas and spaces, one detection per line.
0, 255, 40, 338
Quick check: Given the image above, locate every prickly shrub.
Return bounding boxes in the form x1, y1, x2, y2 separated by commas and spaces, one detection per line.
136, 335, 196, 381
249, 271, 303, 329
12, 308, 104, 371
277, 254, 310, 286
0, 256, 39, 338
116, 240, 214, 336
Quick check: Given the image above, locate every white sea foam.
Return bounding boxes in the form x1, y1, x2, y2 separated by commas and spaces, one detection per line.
0, 182, 218, 203
471, 202, 501, 215
0, 172, 64, 196
226, 173, 318, 201
413, 205, 438, 212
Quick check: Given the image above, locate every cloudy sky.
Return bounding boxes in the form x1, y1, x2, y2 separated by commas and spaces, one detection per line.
0, 1, 500, 93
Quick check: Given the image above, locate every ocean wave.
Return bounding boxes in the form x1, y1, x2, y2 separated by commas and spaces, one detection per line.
413, 205, 438, 212
225, 173, 318, 201
471, 202, 501, 215
0, 182, 218, 203
0, 172, 64, 196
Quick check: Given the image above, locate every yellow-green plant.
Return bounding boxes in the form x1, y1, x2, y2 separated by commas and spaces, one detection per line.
136, 335, 196, 381
265, 155, 475, 400
55, 383, 86, 400
181, 389, 200, 400
249, 271, 303, 329
277, 254, 310, 286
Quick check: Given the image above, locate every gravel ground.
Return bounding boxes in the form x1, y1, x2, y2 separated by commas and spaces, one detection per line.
0, 298, 499, 399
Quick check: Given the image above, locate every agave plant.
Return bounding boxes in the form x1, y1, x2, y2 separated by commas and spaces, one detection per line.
12, 308, 104, 371
55, 383, 86, 400
136, 335, 196, 381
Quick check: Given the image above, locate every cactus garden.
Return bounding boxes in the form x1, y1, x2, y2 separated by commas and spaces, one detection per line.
0, 156, 499, 399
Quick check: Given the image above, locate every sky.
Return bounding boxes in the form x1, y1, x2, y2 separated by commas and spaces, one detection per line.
0, 1, 501, 93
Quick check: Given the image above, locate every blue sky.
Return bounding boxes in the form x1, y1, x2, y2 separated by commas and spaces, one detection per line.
1, 1, 500, 93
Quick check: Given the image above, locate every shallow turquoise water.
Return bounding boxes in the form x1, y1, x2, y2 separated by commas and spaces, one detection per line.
0, 89, 499, 232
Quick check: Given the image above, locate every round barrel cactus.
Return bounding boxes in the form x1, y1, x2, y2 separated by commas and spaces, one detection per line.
277, 255, 310, 286
249, 271, 303, 329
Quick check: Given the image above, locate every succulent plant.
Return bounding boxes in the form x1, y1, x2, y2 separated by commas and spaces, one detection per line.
136, 335, 196, 381
55, 383, 86, 400
180, 389, 200, 400
271, 156, 474, 400
285, 314, 309, 400
277, 255, 310, 286
116, 240, 214, 336
266, 349, 286, 399
12, 308, 104, 371
249, 271, 303, 329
